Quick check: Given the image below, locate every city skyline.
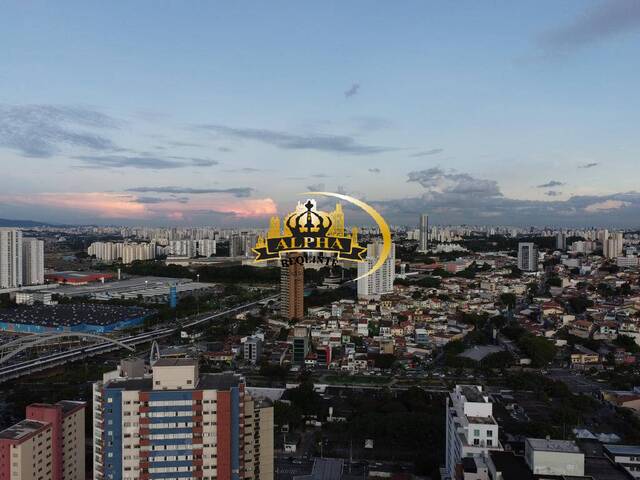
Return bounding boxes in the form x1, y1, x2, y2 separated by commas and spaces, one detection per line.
1, 1, 640, 227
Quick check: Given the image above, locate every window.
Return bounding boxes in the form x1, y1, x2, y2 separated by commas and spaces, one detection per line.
487, 430, 493, 437
473, 429, 480, 436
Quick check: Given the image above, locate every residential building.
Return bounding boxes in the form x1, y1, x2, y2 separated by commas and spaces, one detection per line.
445, 385, 502, 480
280, 253, 304, 320
0, 228, 22, 288
22, 237, 44, 285
524, 438, 584, 477
198, 239, 217, 257
604, 444, 640, 479
244, 336, 263, 364
419, 214, 429, 252
556, 232, 567, 250
89, 241, 156, 264
292, 326, 310, 364
0, 400, 86, 480
357, 242, 396, 300
517, 242, 538, 272
92, 358, 274, 480
603, 232, 625, 259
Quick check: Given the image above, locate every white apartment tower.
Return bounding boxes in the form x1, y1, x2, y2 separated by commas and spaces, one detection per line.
357, 242, 396, 299
22, 238, 45, 285
445, 385, 502, 480
0, 228, 23, 288
517, 242, 539, 272
603, 232, 624, 259
419, 214, 429, 252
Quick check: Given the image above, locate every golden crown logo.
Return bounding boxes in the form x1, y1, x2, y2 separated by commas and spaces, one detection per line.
252, 198, 367, 262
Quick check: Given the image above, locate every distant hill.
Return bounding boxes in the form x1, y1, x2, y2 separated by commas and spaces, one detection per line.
0, 218, 57, 228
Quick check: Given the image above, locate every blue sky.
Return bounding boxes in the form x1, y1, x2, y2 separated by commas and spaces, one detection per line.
1, 0, 639, 226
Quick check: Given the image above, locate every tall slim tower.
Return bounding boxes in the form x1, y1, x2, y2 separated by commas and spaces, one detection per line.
22, 238, 44, 285
419, 214, 429, 252
0, 228, 23, 288
280, 254, 304, 320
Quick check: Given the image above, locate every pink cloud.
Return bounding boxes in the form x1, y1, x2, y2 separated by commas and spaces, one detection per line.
0, 192, 147, 218
0, 192, 277, 221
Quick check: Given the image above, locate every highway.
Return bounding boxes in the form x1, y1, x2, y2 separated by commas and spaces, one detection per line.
0, 294, 278, 383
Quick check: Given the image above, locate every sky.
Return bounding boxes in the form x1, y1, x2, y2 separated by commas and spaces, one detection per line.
0, 0, 639, 227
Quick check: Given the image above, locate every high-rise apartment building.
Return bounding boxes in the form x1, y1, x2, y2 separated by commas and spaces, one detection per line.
517, 242, 539, 272
357, 242, 396, 299
197, 239, 217, 257
280, 254, 304, 320
88, 241, 156, 264
418, 214, 429, 252
603, 232, 624, 259
22, 237, 45, 285
445, 385, 502, 480
0, 400, 86, 480
244, 336, 263, 365
292, 326, 310, 364
556, 232, 567, 251
93, 359, 274, 480
0, 228, 22, 288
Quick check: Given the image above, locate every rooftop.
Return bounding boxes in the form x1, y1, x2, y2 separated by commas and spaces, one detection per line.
603, 444, 640, 456
0, 420, 48, 441
0, 303, 154, 327
488, 451, 533, 480
460, 385, 487, 403
106, 372, 242, 392
154, 358, 197, 367
526, 437, 581, 454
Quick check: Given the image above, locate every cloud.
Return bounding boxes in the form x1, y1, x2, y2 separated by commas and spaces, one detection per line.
351, 116, 392, 132
410, 148, 444, 157
0, 192, 277, 223
579, 162, 599, 169
407, 167, 502, 198
540, 0, 640, 51
126, 186, 253, 198
536, 180, 565, 188
75, 155, 217, 170
137, 196, 189, 204
344, 83, 360, 98
0, 192, 146, 218
545, 190, 562, 197
306, 183, 325, 192
584, 199, 632, 212
194, 124, 394, 155
368, 168, 381, 174
370, 169, 640, 226
0, 104, 119, 157
222, 167, 265, 173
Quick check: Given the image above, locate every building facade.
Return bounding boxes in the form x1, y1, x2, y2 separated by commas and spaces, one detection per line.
0, 228, 22, 288
357, 242, 396, 300
517, 242, 539, 272
280, 254, 304, 320
244, 336, 263, 365
419, 214, 429, 252
93, 359, 274, 480
22, 237, 45, 286
0, 400, 86, 480
445, 385, 502, 480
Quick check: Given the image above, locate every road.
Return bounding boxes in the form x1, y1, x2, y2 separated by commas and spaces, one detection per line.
548, 368, 605, 395
0, 294, 277, 383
